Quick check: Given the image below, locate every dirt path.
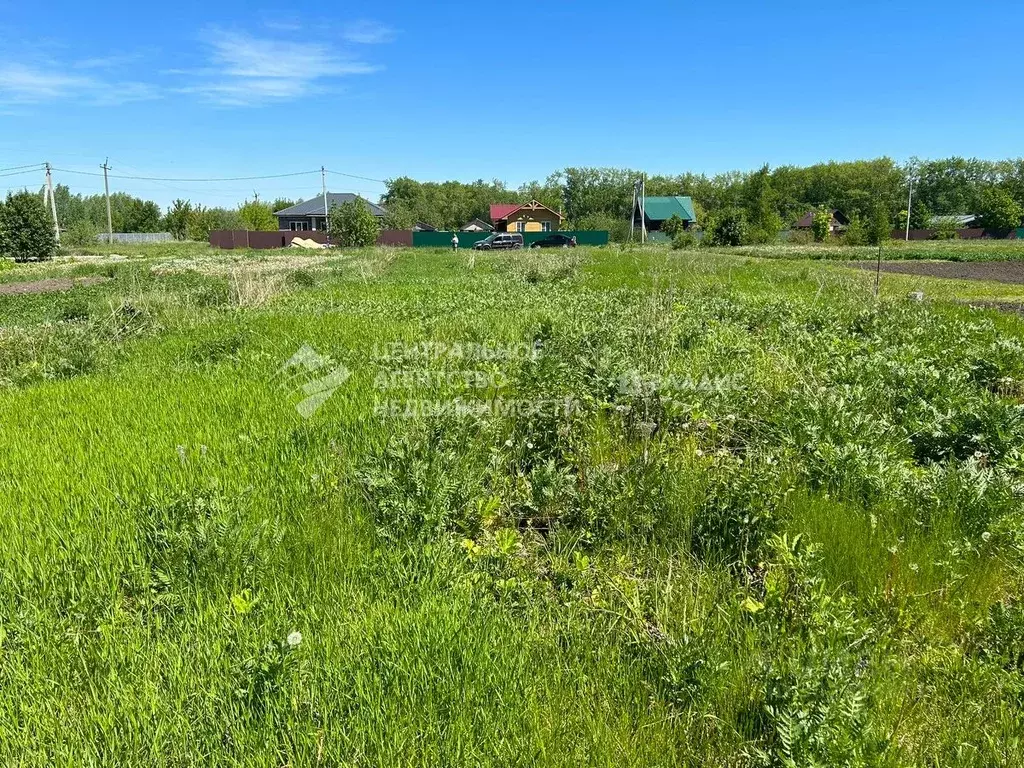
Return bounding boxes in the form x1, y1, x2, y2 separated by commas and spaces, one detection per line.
0, 277, 108, 296
845, 260, 1024, 285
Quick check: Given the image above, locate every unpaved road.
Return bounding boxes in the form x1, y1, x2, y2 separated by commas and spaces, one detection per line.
845, 260, 1024, 285
0, 277, 108, 296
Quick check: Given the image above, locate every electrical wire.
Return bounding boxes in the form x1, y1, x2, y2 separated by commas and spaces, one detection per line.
0, 163, 44, 174
326, 168, 387, 184
51, 167, 321, 182
0, 166, 44, 179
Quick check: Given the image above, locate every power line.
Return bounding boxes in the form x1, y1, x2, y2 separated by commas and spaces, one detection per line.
51, 167, 321, 182
325, 168, 387, 184
0, 163, 44, 174
0, 167, 44, 179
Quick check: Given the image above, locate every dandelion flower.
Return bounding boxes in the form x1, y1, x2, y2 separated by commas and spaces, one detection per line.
982, 532, 992, 543
287, 631, 303, 648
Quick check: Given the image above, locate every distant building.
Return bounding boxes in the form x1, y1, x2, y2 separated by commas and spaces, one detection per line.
489, 200, 563, 233
274, 193, 387, 232
794, 209, 849, 235
413, 221, 437, 232
929, 214, 980, 229
460, 218, 494, 232
633, 196, 697, 233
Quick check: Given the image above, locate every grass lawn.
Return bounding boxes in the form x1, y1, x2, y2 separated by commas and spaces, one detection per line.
1, 242, 1023, 765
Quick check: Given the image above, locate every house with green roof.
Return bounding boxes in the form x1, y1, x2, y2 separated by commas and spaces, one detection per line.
632, 196, 697, 239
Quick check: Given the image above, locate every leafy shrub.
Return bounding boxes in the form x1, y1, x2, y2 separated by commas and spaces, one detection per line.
811, 207, 832, 242
62, 219, 100, 248
671, 230, 698, 250
842, 216, 868, 246
934, 217, 960, 240
706, 209, 748, 247
0, 191, 58, 261
978, 186, 1023, 232
238, 199, 277, 231
661, 213, 686, 239
328, 198, 381, 247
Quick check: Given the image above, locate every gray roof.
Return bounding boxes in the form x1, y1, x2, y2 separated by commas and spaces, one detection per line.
274, 193, 386, 218
929, 214, 978, 227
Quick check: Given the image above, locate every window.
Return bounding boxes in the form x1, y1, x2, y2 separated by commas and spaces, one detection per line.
290, 221, 309, 231
541, 221, 552, 232
515, 220, 526, 233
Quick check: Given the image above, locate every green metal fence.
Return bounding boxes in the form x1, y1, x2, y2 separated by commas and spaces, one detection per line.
412, 231, 609, 248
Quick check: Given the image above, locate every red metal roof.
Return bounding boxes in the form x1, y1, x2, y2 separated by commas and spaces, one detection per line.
489, 203, 522, 222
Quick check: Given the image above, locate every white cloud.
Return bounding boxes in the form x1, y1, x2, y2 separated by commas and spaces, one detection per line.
0, 63, 158, 106
342, 20, 396, 45
183, 29, 381, 106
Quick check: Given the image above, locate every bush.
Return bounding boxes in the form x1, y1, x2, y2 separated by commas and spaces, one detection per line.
63, 219, 100, 248
238, 200, 277, 232
328, 199, 380, 247
661, 214, 686, 239
0, 191, 58, 262
934, 217, 960, 240
787, 229, 814, 245
842, 216, 867, 246
671, 230, 698, 250
706, 209, 747, 247
978, 187, 1023, 232
811, 207, 832, 242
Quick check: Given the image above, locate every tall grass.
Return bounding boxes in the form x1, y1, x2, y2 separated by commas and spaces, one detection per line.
0, 243, 1022, 765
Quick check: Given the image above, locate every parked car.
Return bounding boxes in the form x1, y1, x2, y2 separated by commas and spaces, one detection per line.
473, 233, 523, 250
530, 234, 577, 249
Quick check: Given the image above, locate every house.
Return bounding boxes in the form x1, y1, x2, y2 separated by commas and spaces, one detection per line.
274, 193, 387, 232
489, 200, 563, 233
460, 218, 494, 233
633, 196, 697, 232
794, 209, 849, 234
413, 221, 437, 232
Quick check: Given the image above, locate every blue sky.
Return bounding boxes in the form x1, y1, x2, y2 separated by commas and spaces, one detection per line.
1, 0, 1022, 209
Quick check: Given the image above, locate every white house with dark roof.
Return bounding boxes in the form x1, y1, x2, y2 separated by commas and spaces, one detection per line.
274, 193, 387, 232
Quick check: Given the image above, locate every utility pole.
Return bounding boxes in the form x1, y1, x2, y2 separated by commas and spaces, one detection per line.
905, 173, 914, 242
321, 166, 329, 237
102, 158, 113, 244
44, 162, 60, 245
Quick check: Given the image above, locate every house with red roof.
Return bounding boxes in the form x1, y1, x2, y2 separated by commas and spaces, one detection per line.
489, 200, 563, 233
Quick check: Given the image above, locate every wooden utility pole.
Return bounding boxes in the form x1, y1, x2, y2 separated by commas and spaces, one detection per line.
321, 166, 329, 237
102, 159, 113, 244
44, 162, 60, 245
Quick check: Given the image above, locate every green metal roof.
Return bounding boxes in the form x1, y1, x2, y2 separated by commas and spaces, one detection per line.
642, 196, 696, 222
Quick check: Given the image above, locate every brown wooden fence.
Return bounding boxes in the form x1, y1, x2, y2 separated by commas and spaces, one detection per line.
891, 228, 1021, 241
209, 230, 413, 250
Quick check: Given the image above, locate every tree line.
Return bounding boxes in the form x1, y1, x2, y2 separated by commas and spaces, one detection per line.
10, 155, 1024, 251
382, 156, 1024, 242
39, 185, 297, 245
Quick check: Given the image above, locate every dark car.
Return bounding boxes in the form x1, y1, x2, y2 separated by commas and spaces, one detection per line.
529, 234, 577, 249
473, 233, 524, 250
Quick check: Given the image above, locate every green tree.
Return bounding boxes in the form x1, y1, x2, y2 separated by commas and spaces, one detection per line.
744, 164, 783, 243
978, 187, 1023, 231
811, 207, 832, 242
165, 199, 193, 240
661, 213, 686, 238
328, 199, 380, 247
868, 203, 892, 246
0, 191, 58, 261
238, 199, 277, 231
707, 209, 747, 247
934, 217, 960, 240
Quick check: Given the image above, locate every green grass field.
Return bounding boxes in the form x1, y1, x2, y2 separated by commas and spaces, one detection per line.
728, 238, 1024, 261
2, 243, 1023, 766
